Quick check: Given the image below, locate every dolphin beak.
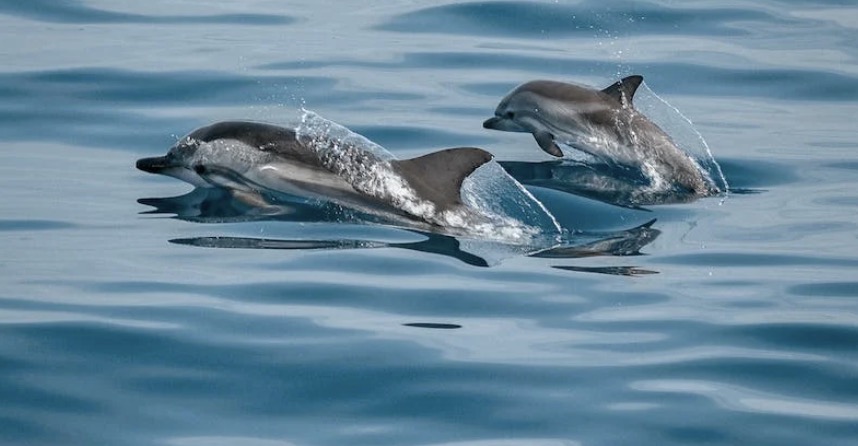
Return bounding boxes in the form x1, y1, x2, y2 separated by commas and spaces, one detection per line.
136, 156, 172, 174
482, 117, 502, 129
483, 116, 528, 133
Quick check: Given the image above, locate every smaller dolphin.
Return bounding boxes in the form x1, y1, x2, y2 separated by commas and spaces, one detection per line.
137, 121, 494, 228
483, 75, 716, 195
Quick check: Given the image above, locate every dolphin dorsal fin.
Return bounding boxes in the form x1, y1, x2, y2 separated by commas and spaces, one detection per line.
391, 148, 494, 209
601, 75, 643, 107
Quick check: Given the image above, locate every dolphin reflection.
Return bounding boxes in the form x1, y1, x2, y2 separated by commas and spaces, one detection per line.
139, 187, 661, 274
499, 159, 713, 208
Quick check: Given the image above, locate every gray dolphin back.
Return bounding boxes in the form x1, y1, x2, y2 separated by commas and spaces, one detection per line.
188, 121, 317, 163
189, 121, 295, 146
391, 148, 494, 210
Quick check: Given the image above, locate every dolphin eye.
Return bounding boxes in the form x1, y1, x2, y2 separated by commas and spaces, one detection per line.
504, 111, 515, 119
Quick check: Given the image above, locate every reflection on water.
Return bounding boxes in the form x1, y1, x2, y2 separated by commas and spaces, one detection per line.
501, 160, 704, 207
500, 159, 769, 208
552, 265, 658, 277
403, 323, 462, 330
140, 186, 661, 273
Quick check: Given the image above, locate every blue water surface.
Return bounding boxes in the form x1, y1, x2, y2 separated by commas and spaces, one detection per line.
2, 1, 858, 445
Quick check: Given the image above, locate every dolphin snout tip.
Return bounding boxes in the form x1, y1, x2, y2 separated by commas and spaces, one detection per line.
482, 117, 499, 129
136, 156, 168, 174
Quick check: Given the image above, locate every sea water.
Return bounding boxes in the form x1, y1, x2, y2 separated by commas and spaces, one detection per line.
1, 1, 857, 445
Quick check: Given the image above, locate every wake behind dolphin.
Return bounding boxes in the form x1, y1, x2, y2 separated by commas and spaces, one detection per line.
137, 111, 559, 242
484, 75, 720, 197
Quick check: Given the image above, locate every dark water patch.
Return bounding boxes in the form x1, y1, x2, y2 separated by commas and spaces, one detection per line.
0, 379, 104, 414
728, 323, 858, 353
717, 158, 800, 189
0, 322, 312, 401
374, 1, 789, 38
260, 51, 858, 102
426, 106, 488, 116
0, 295, 340, 346
655, 356, 858, 400
0, 0, 295, 25
823, 161, 858, 171
0, 68, 426, 150
0, 353, 28, 375
526, 186, 658, 232
83, 278, 581, 321
0, 415, 60, 446
458, 61, 858, 102
0, 107, 183, 151
349, 125, 496, 152
809, 141, 858, 150
663, 426, 733, 444
816, 196, 858, 207
790, 282, 858, 298
711, 69, 858, 102
652, 252, 858, 268
0, 69, 331, 106
403, 323, 462, 329
0, 219, 77, 231
0, 68, 421, 116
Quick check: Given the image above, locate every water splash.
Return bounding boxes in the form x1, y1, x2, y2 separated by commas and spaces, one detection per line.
295, 110, 560, 242
461, 161, 562, 241
634, 83, 730, 199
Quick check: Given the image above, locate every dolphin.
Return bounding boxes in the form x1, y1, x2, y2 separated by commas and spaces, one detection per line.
136, 121, 494, 228
483, 75, 717, 195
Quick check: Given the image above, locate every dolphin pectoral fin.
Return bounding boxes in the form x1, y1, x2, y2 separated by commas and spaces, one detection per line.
534, 131, 563, 157
391, 147, 494, 208
601, 75, 643, 107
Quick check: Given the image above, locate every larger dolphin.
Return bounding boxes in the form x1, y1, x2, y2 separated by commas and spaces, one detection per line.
136, 121, 493, 228
483, 75, 717, 195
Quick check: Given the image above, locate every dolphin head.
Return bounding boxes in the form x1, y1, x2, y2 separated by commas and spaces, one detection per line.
484, 77, 647, 159
136, 137, 213, 188
482, 86, 544, 134
137, 122, 293, 188
484, 81, 583, 157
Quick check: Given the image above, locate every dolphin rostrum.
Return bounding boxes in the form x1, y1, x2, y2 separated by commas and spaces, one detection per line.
483, 75, 717, 195
137, 121, 494, 228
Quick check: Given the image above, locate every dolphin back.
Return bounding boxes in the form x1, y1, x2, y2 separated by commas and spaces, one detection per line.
391, 148, 494, 210
188, 121, 317, 163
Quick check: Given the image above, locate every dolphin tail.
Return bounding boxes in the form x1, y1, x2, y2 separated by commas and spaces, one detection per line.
601, 75, 644, 107
391, 148, 494, 209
